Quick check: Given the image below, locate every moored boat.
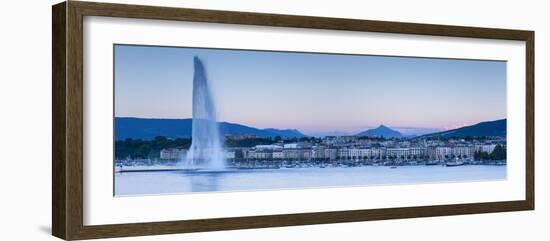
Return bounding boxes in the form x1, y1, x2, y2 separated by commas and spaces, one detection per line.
425, 160, 441, 166
445, 160, 465, 167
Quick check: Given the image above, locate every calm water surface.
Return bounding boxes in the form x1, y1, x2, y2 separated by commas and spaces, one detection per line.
114, 165, 506, 196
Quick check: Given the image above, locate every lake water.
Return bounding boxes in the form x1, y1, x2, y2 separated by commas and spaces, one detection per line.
114, 165, 506, 196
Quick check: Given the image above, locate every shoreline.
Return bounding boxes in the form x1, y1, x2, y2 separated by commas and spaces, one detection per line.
115, 162, 506, 173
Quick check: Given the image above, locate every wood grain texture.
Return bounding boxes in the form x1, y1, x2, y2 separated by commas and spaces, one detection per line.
66, 2, 85, 240
52, 2, 67, 240
51, 1, 535, 240
74, 201, 530, 240
525, 32, 535, 209
72, 1, 533, 40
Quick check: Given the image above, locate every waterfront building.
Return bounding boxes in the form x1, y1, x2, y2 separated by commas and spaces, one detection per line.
337, 148, 387, 160
226, 148, 245, 159
242, 149, 251, 159
386, 148, 410, 160
255, 144, 283, 151
324, 148, 338, 160
476, 144, 497, 153
160, 148, 187, 160
273, 151, 284, 159
349, 148, 362, 160
247, 150, 273, 160
409, 147, 427, 158
284, 143, 299, 149
301, 149, 312, 160
337, 148, 349, 159
283, 149, 302, 160
452, 146, 474, 159
196, 134, 503, 162
370, 148, 385, 159
311, 146, 326, 159
434, 147, 453, 160
224, 151, 236, 160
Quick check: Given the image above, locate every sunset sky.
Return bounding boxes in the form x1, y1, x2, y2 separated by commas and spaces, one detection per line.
114, 44, 506, 136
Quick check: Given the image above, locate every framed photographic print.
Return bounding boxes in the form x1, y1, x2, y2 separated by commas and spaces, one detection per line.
52, 1, 534, 240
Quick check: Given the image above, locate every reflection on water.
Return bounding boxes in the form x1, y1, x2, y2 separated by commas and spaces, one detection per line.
187, 173, 221, 192
115, 165, 506, 196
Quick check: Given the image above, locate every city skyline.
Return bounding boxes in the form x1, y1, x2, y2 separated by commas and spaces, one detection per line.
114, 44, 507, 136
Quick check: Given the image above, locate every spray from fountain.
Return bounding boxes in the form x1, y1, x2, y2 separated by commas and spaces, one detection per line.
183, 56, 225, 169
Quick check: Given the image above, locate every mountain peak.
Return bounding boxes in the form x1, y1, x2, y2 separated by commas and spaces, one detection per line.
356, 125, 402, 138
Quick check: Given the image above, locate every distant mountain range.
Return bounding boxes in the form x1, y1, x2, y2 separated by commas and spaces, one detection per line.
393, 127, 444, 137
356, 125, 403, 138
115, 117, 506, 141
420, 119, 506, 138
354, 119, 506, 139
115, 117, 307, 140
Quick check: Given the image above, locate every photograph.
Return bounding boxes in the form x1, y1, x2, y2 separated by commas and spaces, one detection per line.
113, 44, 508, 196
41, 1, 538, 240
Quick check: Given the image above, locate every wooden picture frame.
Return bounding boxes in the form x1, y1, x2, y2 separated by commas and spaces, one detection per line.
52, 1, 534, 240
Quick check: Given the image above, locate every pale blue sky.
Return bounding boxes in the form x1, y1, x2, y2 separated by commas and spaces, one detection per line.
114, 44, 506, 136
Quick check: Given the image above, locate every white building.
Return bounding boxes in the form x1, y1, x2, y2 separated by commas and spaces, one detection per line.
283, 143, 299, 149
224, 150, 236, 159
247, 150, 273, 159
160, 148, 187, 160
337, 148, 387, 160
476, 144, 497, 153
272, 151, 284, 159
434, 147, 453, 160
409, 147, 427, 157
386, 148, 410, 159
452, 146, 474, 158
311, 146, 326, 159
255, 144, 283, 151
337, 148, 350, 159
324, 148, 338, 160
283, 149, 301, 159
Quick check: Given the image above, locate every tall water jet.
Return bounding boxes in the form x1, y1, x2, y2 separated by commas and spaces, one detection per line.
184, 56, 225, 169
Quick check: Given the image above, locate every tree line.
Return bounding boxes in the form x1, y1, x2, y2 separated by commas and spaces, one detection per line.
115, 136, 294, 159
474, 144, 506, 160
115, 136, 192, 160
